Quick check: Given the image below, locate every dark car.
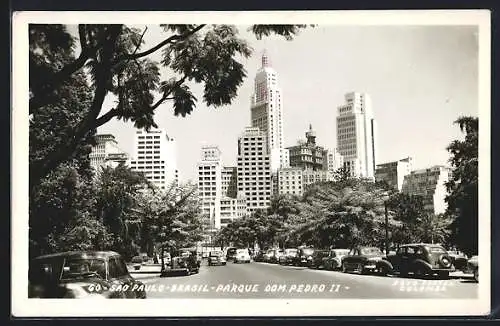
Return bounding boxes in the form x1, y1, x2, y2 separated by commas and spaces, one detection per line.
323, 249, 350, 271
308, 250, 330, 269
293, 247, 315, 266
253, 250, 266, 262
267, 248, 284, 264
381, 243, 455, 278
208, 251, 227, 266
278, 248, 298, 265
161, 248, 200, 276
225, 247, 237, 262
28, 251, 146, 299
341, 247, 386, 274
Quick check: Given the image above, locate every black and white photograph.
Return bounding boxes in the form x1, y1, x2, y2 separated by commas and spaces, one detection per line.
12, 10, 490, 316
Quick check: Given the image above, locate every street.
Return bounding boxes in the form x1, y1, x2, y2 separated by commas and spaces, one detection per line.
138, 260, 478, 299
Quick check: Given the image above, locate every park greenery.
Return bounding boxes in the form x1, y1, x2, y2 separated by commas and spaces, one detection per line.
28, 24, 478, 259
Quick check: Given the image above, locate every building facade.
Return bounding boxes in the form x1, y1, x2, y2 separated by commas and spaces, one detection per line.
250, 51, 286, 172
129, 129, 178, 190
197, 146, 247, 230
89, 134, 129, 171
401, 165, 450, 215
287, 124, 327, 171
237, 127, 273, 213
325, 148, 344, 180
336, 92, 377, 180
375, 157, 413, 191
277, 167, 303, 196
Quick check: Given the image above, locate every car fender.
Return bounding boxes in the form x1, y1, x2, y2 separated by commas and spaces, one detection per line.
412, 259, 432, 271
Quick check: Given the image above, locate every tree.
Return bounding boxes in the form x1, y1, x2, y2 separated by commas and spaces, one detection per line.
445, 116, 478, 255
386, 192, 425, 244
416, 213, 452, 245
94, 164, 151, 259
29, 24, 311, 188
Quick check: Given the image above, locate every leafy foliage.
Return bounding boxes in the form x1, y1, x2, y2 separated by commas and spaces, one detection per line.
445, 116, 478, 255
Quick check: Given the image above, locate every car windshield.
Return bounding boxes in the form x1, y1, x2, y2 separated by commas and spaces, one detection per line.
131, 256, 142, 263
427, 246, 447, 254
227, 248, 237, 255
360, 248, 382, 255
236, 249, 248, 255
334, 250, 349, 256
61, 258, 106, 280
302, 248, 314, 255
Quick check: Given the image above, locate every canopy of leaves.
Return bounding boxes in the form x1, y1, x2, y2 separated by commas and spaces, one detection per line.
445, 116, 478, 255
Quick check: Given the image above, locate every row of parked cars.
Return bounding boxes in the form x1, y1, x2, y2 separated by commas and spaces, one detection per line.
256, 243, 479, 282
207, 247, 252, 266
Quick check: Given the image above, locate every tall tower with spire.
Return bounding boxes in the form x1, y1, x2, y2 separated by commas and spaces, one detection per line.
250, 50, 286, 172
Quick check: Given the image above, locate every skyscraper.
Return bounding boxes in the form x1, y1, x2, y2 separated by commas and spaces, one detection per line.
336, 92, 377, 179
375, 157, 413, 191
250, 51, 286, 171
89, 134, 129, 171
237, 127, 273, 213
129, 128, 178, 190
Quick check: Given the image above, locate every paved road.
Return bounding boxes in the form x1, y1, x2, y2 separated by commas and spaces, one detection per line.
139, 260, 478, 299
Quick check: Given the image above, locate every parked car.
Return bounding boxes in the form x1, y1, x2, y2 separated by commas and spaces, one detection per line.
253, 250, 266, 262
381, 243, 455, 278
323, 249, 350, 270
225, 247, 238, 262
463, 255, 478, 282
309, 249, 330, 269
161, 248, 200, 276
341, 247, 386, 274
293, 247, 315, 266
208, 251, 227, 266
278, 248, 298, 265
28, 251, 146, 299
447, 250, 468, 271
234, 249, 251, 263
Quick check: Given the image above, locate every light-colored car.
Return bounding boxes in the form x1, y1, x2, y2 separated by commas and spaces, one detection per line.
208, 251, 227, 266
234, 249, 251, 263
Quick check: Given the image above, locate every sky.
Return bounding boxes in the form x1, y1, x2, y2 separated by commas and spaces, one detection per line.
97, 25, 479, 183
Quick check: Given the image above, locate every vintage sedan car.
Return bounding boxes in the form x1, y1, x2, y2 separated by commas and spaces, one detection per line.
323, 249, 350, 271
381, 243, 455, 278
293, 247, 315, 267
278, 248, 298, 265
308, 249, 330, 269
161, 248, 200, 276
341, 247, 386, 274
225, 247, 238, 262
463, 255, 478, 282
208, 251, 227, 266
234, 249, 251, 263
28, 251, 146, 299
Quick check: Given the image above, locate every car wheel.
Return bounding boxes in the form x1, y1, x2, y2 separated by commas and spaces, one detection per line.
474, 268, 478, 282
342, 263, 348, 273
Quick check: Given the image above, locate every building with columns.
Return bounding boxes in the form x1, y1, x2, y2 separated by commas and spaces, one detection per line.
89, 134, 129, 172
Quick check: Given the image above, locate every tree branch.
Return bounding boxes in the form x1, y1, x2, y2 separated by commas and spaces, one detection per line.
113, 24, 206, 64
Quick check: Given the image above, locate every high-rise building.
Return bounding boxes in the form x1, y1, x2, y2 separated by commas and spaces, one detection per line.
402, 165, 450, 215
277, 167, 303, 196
197, 146, 247, 230
250, 51, 286, 172
237, 127, 273, 213
336, 92, 377, 179
129, 129, 178, 190
287, 124, 327, 171
375, 157, 413, 191
89, 134, 129, 171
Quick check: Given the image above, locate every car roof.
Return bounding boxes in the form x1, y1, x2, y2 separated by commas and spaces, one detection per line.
32, 251, 121, 260
400, 243, 444, 247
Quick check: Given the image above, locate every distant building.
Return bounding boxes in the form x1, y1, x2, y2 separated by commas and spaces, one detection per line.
287, 124, 327, 171
375, 157, 413, 191
277, 167, 303, 196
336, 92, 377, 179
89, 134, 129, 171
325, 148, 344, 180
129, 129, 178, 190
402, 165, 450, 215
302, 169, 329, 189
237, 127, 273, 213
197, 145, 247, 230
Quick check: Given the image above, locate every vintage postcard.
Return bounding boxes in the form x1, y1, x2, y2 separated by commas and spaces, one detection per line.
12, 10, 490, 316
